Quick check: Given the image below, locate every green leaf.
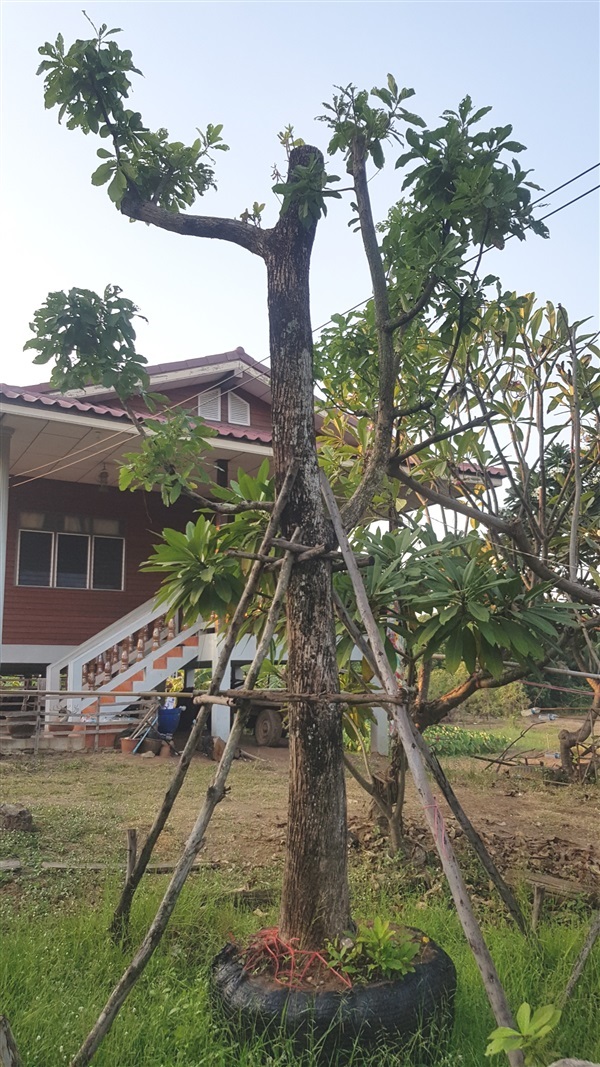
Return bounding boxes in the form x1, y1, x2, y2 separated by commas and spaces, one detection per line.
444, 627, 463, 674
468, 601, 490, 623
529, 1004, 561, 1034
91, 161, 114, 186
516, 1002, 531, 1034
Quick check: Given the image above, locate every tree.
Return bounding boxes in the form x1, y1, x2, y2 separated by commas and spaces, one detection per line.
33, 19, 563, 954
317, 292, 600, 791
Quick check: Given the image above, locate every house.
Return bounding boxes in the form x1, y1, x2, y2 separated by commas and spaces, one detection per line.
0, 347, 504, 746
0, 348, 272, 740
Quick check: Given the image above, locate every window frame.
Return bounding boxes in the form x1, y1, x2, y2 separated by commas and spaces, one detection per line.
227, 390, 251, 426
198, 386, 222, 422
16, 525, 125, 592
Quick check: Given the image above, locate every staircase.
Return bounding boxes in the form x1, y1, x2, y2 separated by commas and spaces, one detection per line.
45, 599, 212, 720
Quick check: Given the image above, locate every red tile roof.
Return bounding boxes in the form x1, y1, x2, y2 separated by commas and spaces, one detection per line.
0, 383, 138, 420
26, 348, 270, 393
0, 383, 272, 444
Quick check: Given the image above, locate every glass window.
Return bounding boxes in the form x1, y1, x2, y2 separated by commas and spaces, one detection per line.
56, 534, 89, 588
17, 531, 53, 586
92, 537, 124, 590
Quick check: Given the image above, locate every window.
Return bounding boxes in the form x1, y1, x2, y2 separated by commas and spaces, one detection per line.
228, 391, 250, 426
17, 513, 124, 590
198, 387, 221, 422
17, 531, 53, 587
56, 534, 88, 588
92, 537, 124, 590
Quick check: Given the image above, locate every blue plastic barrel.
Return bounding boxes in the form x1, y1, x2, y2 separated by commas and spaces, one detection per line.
157, 704, 181, 735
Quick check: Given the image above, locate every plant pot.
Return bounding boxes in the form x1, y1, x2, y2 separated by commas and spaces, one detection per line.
211, 929, 456, 1059
120, 736, 138, 755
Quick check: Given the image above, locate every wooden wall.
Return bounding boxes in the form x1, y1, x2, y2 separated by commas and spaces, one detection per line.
3, 479, 198, 648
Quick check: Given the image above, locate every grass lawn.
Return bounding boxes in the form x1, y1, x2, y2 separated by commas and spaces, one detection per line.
1, 736, 599, 1065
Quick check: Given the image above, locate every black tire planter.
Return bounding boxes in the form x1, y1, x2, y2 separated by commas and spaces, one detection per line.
212, 930, 456, 1060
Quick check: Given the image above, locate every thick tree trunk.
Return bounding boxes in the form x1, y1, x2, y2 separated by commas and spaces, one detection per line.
265, 146, 350, 948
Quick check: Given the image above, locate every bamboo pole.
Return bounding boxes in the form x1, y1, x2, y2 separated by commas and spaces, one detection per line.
109, 460, 299, 939
70, 529, 300, 1067
321, 472, 524, 1066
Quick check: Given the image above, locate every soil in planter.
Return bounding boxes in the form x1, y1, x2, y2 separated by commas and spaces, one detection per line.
211, 927, 456, 1062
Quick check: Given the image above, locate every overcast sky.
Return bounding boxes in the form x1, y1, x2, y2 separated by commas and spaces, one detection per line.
2, 0, 598, 386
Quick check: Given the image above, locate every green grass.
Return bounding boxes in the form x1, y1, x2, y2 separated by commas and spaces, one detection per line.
1, 871, 598, 1067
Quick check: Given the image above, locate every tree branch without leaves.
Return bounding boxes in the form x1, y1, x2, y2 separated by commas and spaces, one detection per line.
120, 190, 267, 257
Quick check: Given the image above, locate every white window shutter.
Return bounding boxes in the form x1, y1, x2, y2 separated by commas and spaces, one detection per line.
228, 391, 250, 426
198, 387, 221, 422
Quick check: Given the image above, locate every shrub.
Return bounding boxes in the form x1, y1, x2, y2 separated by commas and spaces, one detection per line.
423, 724, 510, 757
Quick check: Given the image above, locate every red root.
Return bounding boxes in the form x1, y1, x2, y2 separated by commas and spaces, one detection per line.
241, 927, 352, 990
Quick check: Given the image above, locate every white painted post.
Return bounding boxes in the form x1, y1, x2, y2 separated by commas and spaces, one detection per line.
370, 706, 390, 755
0, 428, 13, 660
211, 632, 231, 741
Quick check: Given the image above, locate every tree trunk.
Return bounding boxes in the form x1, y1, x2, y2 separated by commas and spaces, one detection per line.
265, 146, 350, 948
559, 686, 600, 777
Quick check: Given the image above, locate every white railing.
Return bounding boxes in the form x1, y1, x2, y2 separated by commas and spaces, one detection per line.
45, 599, 206, 718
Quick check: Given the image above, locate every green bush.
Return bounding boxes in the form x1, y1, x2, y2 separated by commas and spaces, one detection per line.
423, 724, 510, 756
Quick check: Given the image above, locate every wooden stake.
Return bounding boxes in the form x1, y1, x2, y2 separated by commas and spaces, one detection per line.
125, 829, 137, 884
559, 911, 600, 1007
334, 586, 527, 933
109, 460, 299, 939
531, 885, 545, 931
321, 472, 524, 1066
72, 532, 300, 1067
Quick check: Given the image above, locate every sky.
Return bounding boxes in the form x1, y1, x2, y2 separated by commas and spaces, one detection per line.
1, 0, 599, 386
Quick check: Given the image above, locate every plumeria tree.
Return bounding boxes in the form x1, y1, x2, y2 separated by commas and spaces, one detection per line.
31, 16, 600, 963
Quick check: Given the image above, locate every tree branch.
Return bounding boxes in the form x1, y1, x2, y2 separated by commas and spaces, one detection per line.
389, 415, 487, 469
560, 306, 583, 582
386, 275, 438, 332
415, 664, 528, 729
120, 190, 267, 257
340, 141, 404, 530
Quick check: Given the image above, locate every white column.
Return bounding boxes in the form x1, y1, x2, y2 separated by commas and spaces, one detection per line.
370, 706, 390, 755
0, 427, 13, 657
211, 632, 232, 741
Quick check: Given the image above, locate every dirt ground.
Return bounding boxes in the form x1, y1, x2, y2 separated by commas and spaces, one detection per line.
1, 721, 598, 895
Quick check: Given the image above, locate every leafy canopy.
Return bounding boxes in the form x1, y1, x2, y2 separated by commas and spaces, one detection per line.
37, 17, 227, 211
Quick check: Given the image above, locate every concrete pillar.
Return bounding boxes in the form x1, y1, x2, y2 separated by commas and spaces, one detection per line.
371, 706, 390, 755
211, 632, 232, 741
0, 427, 13, 657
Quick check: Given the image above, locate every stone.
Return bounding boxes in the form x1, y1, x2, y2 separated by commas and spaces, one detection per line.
548, 1061, 600, 1066
140, 751, 156, 759
0, 804, 34, 832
